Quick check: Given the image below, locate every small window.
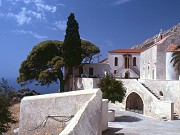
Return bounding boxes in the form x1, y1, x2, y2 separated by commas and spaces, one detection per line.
159, 91, 163, 96
89, 68, 93, 77
114, 70, 117, 74
133, 57, 136, 66
114, 57, 118, 66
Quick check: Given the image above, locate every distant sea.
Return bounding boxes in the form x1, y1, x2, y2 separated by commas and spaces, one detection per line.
6, 78, 59, 94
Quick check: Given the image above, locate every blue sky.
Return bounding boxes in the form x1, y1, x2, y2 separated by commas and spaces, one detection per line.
0, 0, 180, 79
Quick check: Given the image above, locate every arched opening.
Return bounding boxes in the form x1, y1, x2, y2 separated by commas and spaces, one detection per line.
126, 92, 143, 114
114, 57, 118, 66
159, 91, 163, 96
124, 71, 130, 79
133, 57, 136, 66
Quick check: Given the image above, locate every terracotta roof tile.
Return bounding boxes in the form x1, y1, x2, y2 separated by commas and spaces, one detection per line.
108, 48, 143, 53
166, 44, 180, 52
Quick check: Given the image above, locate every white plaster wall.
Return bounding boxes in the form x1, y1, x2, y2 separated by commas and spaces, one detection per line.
140, 45, 157, 80
166, 52, 179, 80
139, 79, 180, 115
19, 89, 101, 134
60, 89, 102, 135
70, 78, 100, 90
75, 63, 110, 78
101, 99, 108, 131
121, 79, 174, 120
108, 52, 140, 77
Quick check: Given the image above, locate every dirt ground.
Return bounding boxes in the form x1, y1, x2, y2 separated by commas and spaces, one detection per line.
3, 103, 20, 135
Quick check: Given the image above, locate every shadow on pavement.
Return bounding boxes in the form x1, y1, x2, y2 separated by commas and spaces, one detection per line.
102, 128, 124, 135
115, 115, 142, 122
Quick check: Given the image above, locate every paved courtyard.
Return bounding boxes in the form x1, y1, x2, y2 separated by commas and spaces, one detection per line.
103, 103, 180, 135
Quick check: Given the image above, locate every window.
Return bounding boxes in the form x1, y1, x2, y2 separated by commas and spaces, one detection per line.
89, 68, 93, 77
114, 57, 118, 66
114, 70, 117, 74
133, 57, 136, 66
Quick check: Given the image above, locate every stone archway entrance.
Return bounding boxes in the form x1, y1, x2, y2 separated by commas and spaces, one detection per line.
126, 92, 143, 114
125, 72, 130, 79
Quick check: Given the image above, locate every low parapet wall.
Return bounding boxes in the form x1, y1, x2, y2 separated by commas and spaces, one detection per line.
60, 89, 102, 135
19, 89, 102, 135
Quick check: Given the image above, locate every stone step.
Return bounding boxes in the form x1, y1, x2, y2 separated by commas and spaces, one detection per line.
162, 117, 168, 121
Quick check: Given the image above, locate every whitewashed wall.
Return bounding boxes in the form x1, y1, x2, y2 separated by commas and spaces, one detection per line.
108, 52, 140, 78
166, 52, 179, 80
140, 45, 157, 80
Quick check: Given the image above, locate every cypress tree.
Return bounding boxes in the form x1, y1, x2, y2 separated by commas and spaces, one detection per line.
63, 13, 82, 67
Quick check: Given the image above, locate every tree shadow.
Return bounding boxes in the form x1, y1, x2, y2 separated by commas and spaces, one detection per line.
102, 128, 124, 135
114, 115, 142, 122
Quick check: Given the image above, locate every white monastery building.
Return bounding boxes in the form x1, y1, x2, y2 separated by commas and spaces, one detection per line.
68, 23, 180, 120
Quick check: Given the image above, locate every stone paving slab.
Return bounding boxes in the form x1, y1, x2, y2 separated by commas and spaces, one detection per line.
103, 103, 180, 135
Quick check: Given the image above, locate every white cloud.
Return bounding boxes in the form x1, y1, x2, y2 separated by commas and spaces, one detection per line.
0, 0, 58, 25
6, 7, 44, 25
7, 8, 32, 25
56, 3, 66, 8
36, 3, 57, 13
113, 0, 132, 6
53, 21, 66, 31
13, 30, 47, 39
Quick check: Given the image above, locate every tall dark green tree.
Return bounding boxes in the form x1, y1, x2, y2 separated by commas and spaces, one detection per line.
97, 75, 126, 103
63, 13, 82, 67
171, 45, 180, 70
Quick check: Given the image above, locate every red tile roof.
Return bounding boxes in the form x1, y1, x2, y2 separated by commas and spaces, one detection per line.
108, 48, 143, 53
166, 44, 180, 52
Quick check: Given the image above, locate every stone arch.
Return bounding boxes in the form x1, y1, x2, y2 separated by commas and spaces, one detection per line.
125, 92, 143, 114
124, 71, 130, 79
159, 91, 163, 96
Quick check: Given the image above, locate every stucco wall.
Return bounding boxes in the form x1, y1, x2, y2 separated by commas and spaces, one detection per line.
74, 63, 110, 78
140, 45, 157, 80
108, 52, 140, 78
60, 89, 102, 135
166, 52, 179, 80
69, 77, 100, 90
121, 79, 174, 120
19, 89, 102, 134
139, 79, 180, 115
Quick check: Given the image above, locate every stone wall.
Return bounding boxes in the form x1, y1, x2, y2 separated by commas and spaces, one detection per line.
60, 89, 103, 135
166, 52, 179, 80
19, 89, 103, 135
69, 77, 100, 90
139, 79, 180, 115
121, 79, 174, 120
140, 45, 157, 79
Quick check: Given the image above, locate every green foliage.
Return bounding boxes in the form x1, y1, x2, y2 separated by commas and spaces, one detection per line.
17, 13, 100, 92
0, 78, 17, 134
63, 13, 82, 67
97, 75, 126, 103
81, 40, 100, 63
17, 40, 64, 88
171, 45, 180, 70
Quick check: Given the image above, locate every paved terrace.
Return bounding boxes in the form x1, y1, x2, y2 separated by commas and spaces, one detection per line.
103, 103, 180, 135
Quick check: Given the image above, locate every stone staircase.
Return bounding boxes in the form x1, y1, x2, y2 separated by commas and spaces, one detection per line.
141, 83, 160, 100
174, 112, 180, 120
